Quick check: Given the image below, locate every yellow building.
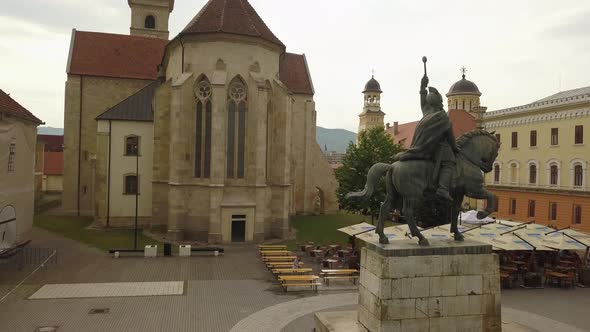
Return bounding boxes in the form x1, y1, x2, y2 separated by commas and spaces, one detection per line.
358, 76, 385, 134
483, 86, 590, 232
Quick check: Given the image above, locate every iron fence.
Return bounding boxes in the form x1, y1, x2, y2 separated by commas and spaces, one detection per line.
0, 247, 58, 269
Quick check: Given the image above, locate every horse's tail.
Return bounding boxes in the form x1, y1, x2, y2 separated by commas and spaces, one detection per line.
346, 163, 393, 201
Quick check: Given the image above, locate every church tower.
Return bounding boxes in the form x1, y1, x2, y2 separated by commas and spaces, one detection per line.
358, 75, 386, 134
128, 0, 174, 39
446, 67, 487, 127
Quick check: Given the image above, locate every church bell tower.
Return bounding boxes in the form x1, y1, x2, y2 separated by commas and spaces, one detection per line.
128, 0, 174, 39
358, 75, 386, 134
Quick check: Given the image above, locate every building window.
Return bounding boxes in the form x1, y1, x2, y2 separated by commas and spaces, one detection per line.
530, 130, 537, 147
145, 15, 156, 29
510, 163, 518, 183
551, 128, 559, 145
7, 143, 15, 173
529, 164, 537, 184
574, 165, 583, 187
194, 78, 212, 178
528, 200, 535, 218
124, 175, 138, 195
227, 77, 247, 179
493, 198, 499, 212
550, 165, 558, 185
575, 125, 583, 144
511, 132, 518, 148
509, 198, 516, 215
573, 205, 582, 225
493, 164, 500, 183
549, 202, 557, 221
125, 136, 139, 156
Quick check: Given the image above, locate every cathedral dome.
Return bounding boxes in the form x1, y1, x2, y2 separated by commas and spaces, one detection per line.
447, 74, 481, 97
363, 76, 382, 93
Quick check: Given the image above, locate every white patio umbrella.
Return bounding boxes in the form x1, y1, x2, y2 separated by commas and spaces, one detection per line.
337, 222, 375, 237
459, 210, 495, 225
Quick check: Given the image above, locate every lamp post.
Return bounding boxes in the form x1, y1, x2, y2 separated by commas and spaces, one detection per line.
133, 140, 139, 250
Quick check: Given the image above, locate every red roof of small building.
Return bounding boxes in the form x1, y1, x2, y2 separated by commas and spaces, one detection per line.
181, 0, 284, 49
387, 109, 476, 148
0, 89, 43, 124
67, 30, 167, 80
279, 53, 314, 95
43, 152, 64, 175
38, 134, 64, 152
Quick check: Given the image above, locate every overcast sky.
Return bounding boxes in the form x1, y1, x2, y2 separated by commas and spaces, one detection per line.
1, 0, 589, 132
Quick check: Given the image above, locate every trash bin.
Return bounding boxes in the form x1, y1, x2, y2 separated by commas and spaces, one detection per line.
164, 243, 172, 257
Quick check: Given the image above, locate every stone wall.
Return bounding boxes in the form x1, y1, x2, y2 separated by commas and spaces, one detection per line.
358, 241, 501, 332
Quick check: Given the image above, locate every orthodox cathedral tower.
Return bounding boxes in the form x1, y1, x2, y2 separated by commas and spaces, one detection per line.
446, 67, 487, 127
358, 75, 385, 134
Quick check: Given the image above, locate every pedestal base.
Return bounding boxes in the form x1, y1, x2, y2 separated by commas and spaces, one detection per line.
315, 311, 368, 332
358, 239, 501, 332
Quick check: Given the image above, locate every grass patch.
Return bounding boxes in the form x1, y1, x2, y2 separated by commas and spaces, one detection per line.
281, 213, 396, 250
34, 215, 162, 252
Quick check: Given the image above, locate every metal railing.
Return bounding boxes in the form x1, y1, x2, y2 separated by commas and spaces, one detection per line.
0, 247, 58, 269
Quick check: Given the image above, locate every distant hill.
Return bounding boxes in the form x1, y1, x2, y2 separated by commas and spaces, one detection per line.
38, 127, 64, 136
316, 127, 356, 153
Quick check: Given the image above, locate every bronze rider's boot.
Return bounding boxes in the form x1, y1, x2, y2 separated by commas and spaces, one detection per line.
436, 162, 454, 201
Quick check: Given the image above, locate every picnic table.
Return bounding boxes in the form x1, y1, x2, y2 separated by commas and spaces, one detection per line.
263, 256, 298, 261
260, 250, 291, 256
266, 262, 305, 269
271, 268, 313, 276
320, 269, 359, 286
546, 271, 575, 288
258, 244, 287, 250
278, 275, 320, 292
322, 259, 339, 269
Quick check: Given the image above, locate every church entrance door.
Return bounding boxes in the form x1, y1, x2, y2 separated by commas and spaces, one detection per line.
231, 215, 246, 243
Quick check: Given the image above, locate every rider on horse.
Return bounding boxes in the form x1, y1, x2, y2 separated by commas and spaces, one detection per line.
395, 74, 460, 202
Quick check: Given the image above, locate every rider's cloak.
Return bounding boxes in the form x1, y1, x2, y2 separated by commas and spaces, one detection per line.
397, 110, 452, 161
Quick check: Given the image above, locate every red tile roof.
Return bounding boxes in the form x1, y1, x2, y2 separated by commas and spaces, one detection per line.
67, 30, 167, 80
181, 0, 284, 49
279, 53, 314, 95
0, 89, 43, 124
43, 152, 64, 175
387, 109, 476, 148
38, 134, 64, 152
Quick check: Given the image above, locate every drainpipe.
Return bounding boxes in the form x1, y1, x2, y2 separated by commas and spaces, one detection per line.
106, 120, 112, 227
180, 36, 185, 73
77, 76, 84, 216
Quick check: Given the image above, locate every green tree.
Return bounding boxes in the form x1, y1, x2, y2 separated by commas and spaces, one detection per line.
335, 127, 405, 220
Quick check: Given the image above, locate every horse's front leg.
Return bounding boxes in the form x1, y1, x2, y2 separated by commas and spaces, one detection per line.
404, 199, 429, 246
451, 193, 465, 241
377, 195, 393, 244
466, 186, 497, 219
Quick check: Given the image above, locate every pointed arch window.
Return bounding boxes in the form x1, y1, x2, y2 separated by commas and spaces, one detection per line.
194, 78, 212, 178
227, 78, 247, 179
145, 15, 156, 29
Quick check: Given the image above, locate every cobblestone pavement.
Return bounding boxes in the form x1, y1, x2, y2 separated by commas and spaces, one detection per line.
1, 227, 590, 332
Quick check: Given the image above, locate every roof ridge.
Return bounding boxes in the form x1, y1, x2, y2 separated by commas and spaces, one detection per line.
220, 0, 226, 31
238, 0, 260, 36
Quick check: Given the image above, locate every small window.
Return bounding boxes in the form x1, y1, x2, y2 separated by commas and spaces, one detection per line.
7, 143, 16, 173
511, 132, 518, 148
145, 15, 156, 29
529, 164, 537, 184
573, 205, 582, 225
126, 136, 139, 156
575, 125, 583, 144
493, 164, 500, 183
550, 165, 558, 185
510, 198, 516, 215
125, 175, 138, 195
551, 128, 559, 145
549, 202, 557, 221
493, 198, 499, 212
528, 200, 535, 218
574, 165, 583, 187
530, 130, 537, 147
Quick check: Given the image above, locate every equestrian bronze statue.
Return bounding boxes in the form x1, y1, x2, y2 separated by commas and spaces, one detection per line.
347, 58, 500, 246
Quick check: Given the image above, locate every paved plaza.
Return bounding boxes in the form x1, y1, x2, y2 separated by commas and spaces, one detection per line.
0, 227, 589, 331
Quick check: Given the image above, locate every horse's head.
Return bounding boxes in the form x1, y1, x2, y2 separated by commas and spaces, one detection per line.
457, 130, 500, 173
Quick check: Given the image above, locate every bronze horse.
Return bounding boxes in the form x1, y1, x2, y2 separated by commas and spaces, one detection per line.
346, 129, 500, 246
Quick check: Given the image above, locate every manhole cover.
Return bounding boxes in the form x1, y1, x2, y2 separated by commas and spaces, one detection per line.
89, 308, 110, 314
35, 327, 58, 332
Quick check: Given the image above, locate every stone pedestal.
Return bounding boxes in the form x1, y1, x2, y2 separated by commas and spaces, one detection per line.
316, 239, 501, 332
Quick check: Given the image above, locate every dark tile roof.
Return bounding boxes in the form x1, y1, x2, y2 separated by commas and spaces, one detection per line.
96, 81, 159, 121
68, 30, 167, 80
0, 89, 43, 124
279, 53, 314, 95
38, 134, 64, 152
181, 0, 284, 49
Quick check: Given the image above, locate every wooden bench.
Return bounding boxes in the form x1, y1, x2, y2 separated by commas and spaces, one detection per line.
278, 276, 320, 292
263, 256, 298, 262
259, 246, 287, 251
271, 268, 313, 276
266, 262, 305, 269
260, 250, 291, 257
320, 269, 359, 286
